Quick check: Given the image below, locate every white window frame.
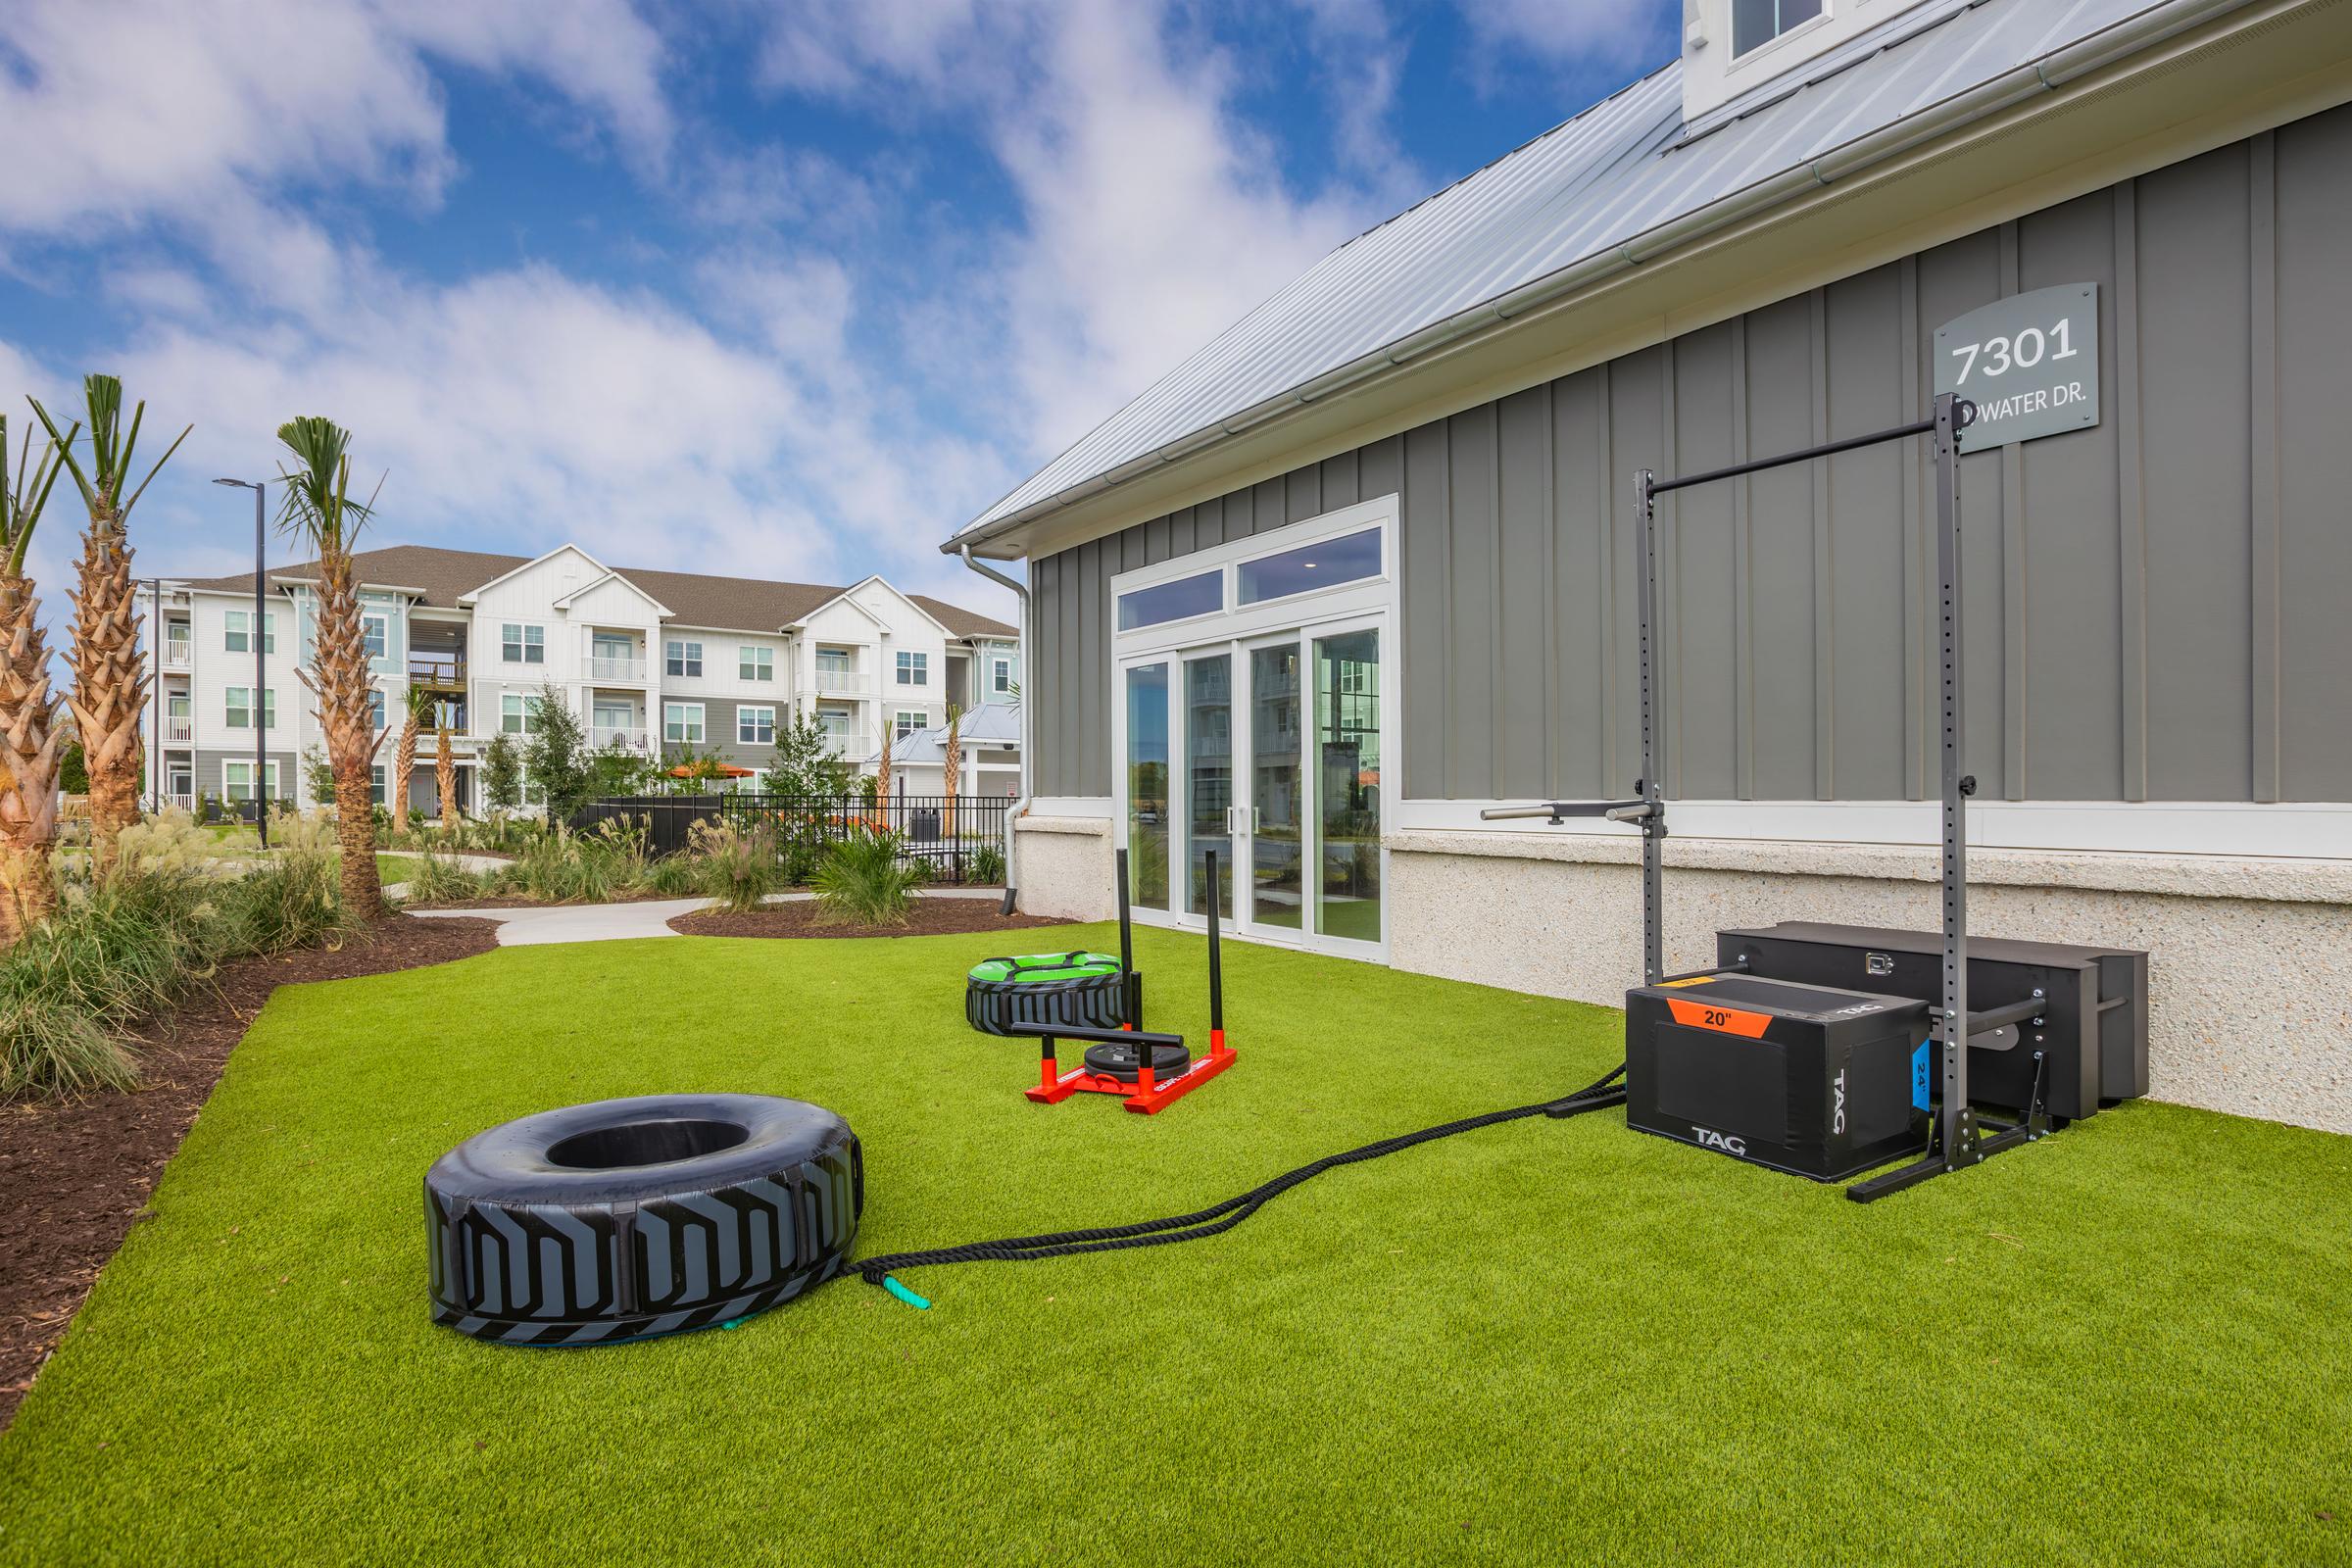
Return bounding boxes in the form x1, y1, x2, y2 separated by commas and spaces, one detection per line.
738, 705, 775, 745
502, 622, 545, 664
501, 693, 542, 736
738, 646, 773, 682
664, 702, 706, 744
667, 639, 704, 678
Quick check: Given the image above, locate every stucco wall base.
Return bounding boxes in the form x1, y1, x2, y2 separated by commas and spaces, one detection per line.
1012, 815, 1115, 921
1389, 836, 2352, 1135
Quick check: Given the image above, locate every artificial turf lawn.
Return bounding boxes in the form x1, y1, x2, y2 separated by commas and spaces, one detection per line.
2, 930, 2348, 1567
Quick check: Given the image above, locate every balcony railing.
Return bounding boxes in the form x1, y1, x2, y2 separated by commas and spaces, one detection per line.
164, 717, 193, 744
592, 726, 650, 752
591, 655, 649, 682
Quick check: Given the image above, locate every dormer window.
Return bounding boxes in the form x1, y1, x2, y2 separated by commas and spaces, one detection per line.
1733, 0, 1824, 57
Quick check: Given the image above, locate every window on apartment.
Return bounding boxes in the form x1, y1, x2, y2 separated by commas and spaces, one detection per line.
990, 656, 1013, 695
896, 650, 927, 687
501, 693, 543, 735
1116, 569, 1221, 631
738, 705, 775, 745
502, 623, 544, 664
739, 646, 772, 681
223, 760, 280, 804
224, 687, 276, 730
362, 612, 389, 661
666, 639, 703, 678
894, 710, 926, 742
223, 610, 276, 654
664, 703, 705, 745
1732, 0, 1824, 56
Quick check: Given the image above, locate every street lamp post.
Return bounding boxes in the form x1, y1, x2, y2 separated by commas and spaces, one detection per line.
214, 478, 270, 848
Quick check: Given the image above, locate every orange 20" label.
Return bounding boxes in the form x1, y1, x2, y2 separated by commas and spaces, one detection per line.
1666, 998, 1772, 1038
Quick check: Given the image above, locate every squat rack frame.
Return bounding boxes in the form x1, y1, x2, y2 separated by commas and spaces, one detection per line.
1485, 391, 2052, 1201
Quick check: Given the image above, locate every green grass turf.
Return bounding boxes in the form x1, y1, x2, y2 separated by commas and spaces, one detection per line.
2, 929, 2348, 1566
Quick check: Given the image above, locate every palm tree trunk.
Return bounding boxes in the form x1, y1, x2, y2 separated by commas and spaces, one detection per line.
0, 574, 62, 937
68, 519, 147, 870
392, 714, 419, 821
436, 728, 457, 826
303, 542, 380, 915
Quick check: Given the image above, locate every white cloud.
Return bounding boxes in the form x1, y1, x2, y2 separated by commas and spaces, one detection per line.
1459, 0, 1679, 81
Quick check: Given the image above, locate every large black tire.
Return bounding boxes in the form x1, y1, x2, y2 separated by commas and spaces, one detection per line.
965, 952, 1129, 1037
424, 1094, 860, 1347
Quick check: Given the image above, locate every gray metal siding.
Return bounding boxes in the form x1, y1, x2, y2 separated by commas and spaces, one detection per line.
1030, 107, 2352, 808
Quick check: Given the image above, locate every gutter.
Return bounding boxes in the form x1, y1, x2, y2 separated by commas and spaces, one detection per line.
944, 0, 2269, 557
959, 545, 1031, 913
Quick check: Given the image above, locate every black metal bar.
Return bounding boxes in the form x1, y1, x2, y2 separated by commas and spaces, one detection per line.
1205, 849, 1223, 1036
1649, 416, 1936, 495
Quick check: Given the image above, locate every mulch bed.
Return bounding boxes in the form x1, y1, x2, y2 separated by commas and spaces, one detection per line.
670, 901, 1071, 941
0, 914, 501, 1431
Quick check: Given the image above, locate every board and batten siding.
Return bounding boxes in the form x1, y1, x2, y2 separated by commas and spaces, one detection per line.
1029, 107, 2352, 808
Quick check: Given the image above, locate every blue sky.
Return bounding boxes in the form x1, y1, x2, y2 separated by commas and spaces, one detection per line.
0, 0, 1676, 626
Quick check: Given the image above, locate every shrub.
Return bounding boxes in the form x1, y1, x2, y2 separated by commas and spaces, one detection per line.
684, 819, 785, 913
810, 828, 923, 927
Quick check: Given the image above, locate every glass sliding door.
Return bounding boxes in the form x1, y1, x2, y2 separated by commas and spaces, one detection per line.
1312, 627, 1382, 947
1248, 641, 1303, 933
1125, 662, 1171, 915
1184, 653, 1233, 920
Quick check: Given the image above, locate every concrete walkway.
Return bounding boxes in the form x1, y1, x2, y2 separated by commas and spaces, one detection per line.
405, 887, 1005, 947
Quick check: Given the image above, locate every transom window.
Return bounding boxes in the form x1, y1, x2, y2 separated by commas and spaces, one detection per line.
1733, 0, 1825, 56
502, 623, 544, 664
1117, 570, 1219, 632
739, 646, 773, 681
666, 639, 703, 678
896, 651, 927, 686
501, 693, 543, 735
664, 702, 705, 744
223, 610, 276, 654
738, 705, 775, 745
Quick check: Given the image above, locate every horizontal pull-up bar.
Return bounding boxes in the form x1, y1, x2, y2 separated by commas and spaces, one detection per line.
1648, 402, 1972, 496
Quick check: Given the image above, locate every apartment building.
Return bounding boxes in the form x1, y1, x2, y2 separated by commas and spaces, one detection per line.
144, 543, 1015, 814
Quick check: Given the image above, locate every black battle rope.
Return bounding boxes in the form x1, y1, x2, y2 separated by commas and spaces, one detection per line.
856, 1063, 1628, 1303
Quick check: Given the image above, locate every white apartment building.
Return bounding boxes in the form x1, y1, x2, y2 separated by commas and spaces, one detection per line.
143, 543, 1016, 815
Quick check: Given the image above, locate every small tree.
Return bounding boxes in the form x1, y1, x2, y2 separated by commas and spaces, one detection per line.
301, 743, 336, 805
482, 731, 521, 814
520, 682, 590, 824
770, 710, 850, 799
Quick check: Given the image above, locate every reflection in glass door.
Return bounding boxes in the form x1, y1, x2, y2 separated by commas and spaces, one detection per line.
1126, 662, 1170, 914
1249, 643, 1302, 932
1185, 654, 1232, 919
1313, 628, 1381, 946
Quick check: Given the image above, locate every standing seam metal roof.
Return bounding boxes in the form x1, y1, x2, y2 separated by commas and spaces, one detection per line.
955, 0, 2196, 541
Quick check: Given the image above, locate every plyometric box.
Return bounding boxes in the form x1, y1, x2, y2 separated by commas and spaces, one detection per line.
1715, 923, 2149, 1124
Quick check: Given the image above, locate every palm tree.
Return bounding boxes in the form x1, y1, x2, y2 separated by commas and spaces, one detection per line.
942, 703, 961, 843
436, 721, 458, 829
28, 376, 190, 869
272, 416, 380, 915
391, 685, 433, 822
0, 414, 75, 936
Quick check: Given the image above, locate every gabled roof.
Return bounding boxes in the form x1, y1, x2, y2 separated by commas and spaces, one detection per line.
949, 0, 2212, 548
179, 543, 1015, 639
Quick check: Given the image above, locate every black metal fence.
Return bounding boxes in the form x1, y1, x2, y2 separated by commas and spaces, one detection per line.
569, 793, 1010, 884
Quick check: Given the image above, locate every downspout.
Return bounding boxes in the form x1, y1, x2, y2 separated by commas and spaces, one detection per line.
959, 545, 1029, 914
